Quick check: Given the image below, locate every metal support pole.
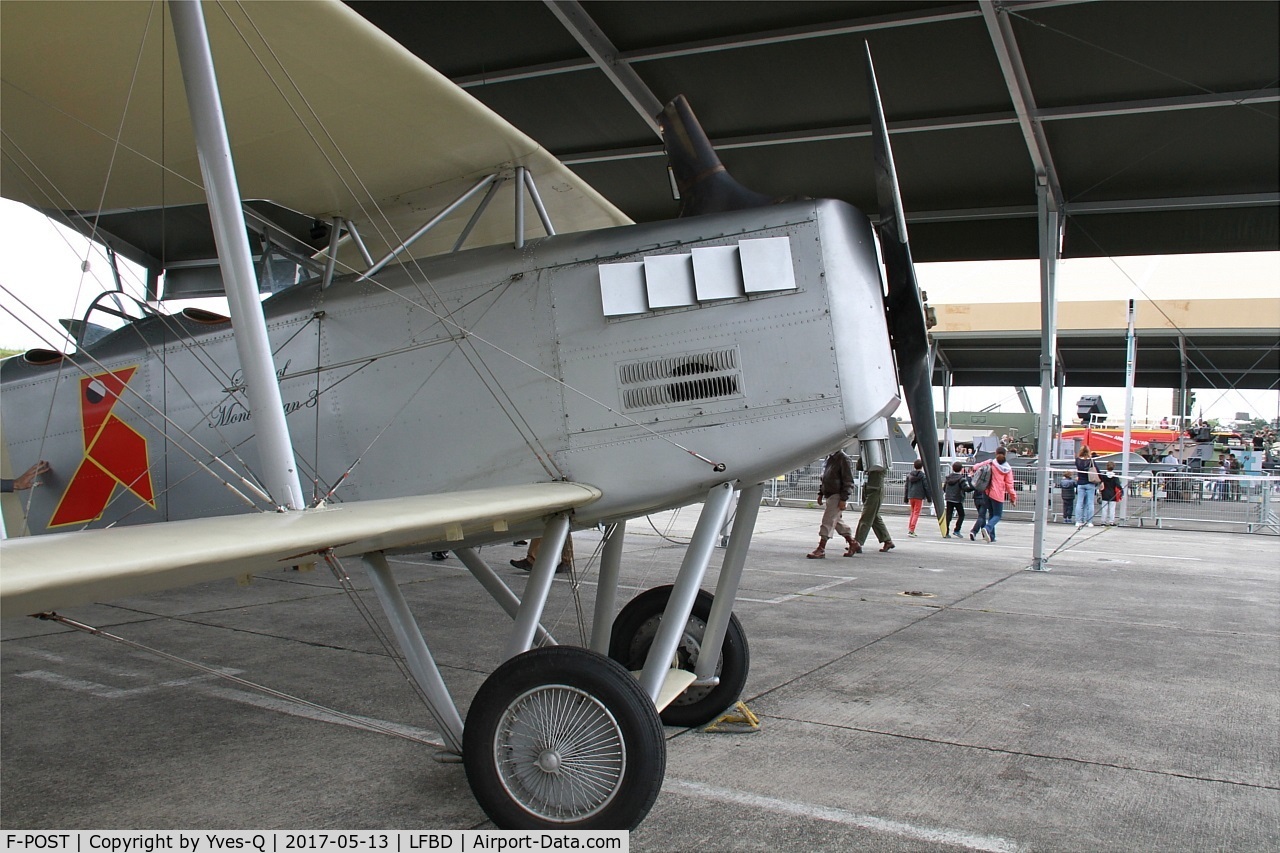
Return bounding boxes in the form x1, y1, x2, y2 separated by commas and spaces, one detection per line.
638, 483, 735, 701
345, 220, 374, 268
942, 369, 954, 458
504, 514, 570, 661
590, 521, 626, 654
321, 217, 342, 289
1121, 299, 1137, 520
522, 168, 557, 237
1030, 180, 1060, 571
454, 547, 555, 647
1179, 334, 1189, 425
170, 0, 304, 511
695, 482, 764, 682
1016, 386, 1035, 413
514, 166, 527, 250
360, 174, 497, 279
361, 551, 465, 754
1056, 364, 1065, 456
451, 178, 503, 253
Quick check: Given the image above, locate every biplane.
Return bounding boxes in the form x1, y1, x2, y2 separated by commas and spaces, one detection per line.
0, 0, 943, 829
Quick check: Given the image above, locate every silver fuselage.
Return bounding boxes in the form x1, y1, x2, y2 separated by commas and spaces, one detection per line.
1, 199, 899, 541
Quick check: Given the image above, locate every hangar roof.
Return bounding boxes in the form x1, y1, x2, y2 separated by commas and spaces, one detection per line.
349, 0, 1280, 263
931, 297, 1280, 389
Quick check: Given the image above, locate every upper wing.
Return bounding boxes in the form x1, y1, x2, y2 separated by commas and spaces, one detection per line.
0, 0, 629, 264
0, 481, 601, 618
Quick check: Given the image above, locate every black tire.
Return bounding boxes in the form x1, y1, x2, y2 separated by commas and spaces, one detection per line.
608, 585, 750, 727
463, 646, 666, 830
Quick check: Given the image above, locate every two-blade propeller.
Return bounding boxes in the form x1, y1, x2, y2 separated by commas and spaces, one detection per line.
863, 43, 946, 533
657, 44, 946, 532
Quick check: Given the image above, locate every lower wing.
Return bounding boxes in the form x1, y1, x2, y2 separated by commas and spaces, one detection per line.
1, 482, 600, 618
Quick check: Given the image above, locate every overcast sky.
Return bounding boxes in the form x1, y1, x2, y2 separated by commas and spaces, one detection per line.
1, 197, 1276, 424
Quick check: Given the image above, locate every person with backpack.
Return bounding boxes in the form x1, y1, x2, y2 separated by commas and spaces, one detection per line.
967, 457, 992, 541
970, 446, 1017, 542
903, 458, 931, 537
943, 461, 973, 538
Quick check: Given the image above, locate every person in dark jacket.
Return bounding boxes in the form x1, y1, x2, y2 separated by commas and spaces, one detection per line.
808, 449, 859, 558
1059, 474, 1077, 524
1097, 461, 1123, 526
943, 462, 972, 538
904, 458, 931, 537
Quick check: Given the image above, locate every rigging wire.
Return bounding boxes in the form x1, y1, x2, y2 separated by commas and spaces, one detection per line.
1000, 10, 1279, 417
0, 145, 280, 502
3, 0, 730, 532
220, 2, 726, 475
38, 611, 443, 748
0, 285, 270, 515
214, 3, 570, 480
1064, 220, 1278, 411
319, 552, 459, 732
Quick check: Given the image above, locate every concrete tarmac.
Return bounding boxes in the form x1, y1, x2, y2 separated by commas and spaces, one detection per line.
2, 506, 1277, 851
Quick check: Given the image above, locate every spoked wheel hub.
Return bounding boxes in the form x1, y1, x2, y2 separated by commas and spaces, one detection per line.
494, 684, 625, 822
464, 646, 665, 830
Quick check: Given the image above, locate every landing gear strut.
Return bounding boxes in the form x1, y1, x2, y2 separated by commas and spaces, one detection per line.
609, 585, 749, 727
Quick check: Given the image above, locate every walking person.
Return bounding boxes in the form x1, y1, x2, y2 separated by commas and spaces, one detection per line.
943, 462, 971, 537
968, 462, 991, 541
903, 458, 931, 537
972, 447, 1017, 542
1098, 460, 1122, 526
854, 459, 895, 553
1073, 445, 1101, 527
807, 448, 859, 558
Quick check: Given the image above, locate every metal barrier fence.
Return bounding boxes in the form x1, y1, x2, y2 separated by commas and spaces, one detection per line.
764, 459, 1280, 534
1137, 472, 1280, 533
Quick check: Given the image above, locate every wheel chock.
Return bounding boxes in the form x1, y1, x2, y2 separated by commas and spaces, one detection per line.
701, 701, 760, 733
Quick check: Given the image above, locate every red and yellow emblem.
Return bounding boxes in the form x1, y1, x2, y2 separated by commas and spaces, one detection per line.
50, 367, 155, 527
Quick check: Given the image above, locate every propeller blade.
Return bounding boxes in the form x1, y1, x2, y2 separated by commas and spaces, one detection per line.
864, 43, 945, 528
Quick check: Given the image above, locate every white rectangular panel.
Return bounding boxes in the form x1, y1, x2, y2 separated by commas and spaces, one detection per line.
644, 253, 696, 308
599, 262, 648, 316
740, 236, 797, 293
691, 245, 744, 301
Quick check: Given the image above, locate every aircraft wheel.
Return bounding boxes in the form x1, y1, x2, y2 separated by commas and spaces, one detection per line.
463, 646, 665, 830
609, 585, 749, 727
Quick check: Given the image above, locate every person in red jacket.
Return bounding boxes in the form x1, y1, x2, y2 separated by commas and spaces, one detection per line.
971, 447, 1017, 543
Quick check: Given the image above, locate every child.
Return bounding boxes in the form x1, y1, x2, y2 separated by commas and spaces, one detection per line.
904, 458, 930, 537
1059, 474, 1077, 524
943, 462, 972, 538
1098, 461, 1122, 526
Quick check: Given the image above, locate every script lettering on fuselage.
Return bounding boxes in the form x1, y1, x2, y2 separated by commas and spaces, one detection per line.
212, 360, 317, 428
208, 391, 319, 429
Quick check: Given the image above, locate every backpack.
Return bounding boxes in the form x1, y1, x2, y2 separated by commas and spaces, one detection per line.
971, 463, 993, 494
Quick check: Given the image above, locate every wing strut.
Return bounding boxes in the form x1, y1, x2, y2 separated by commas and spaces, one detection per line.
171, 0, 304, 510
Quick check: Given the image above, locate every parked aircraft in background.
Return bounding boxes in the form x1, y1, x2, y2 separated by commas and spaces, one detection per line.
0, 0, 941, 829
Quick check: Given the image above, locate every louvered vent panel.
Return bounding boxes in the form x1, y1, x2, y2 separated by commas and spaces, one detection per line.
618, 348, 743, 412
